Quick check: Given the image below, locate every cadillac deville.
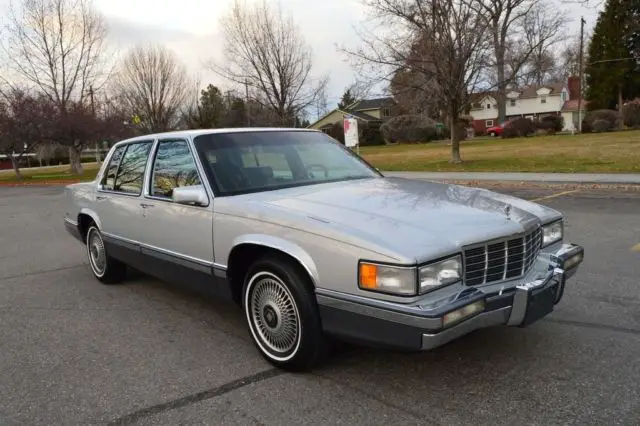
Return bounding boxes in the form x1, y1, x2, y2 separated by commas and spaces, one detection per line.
64, 128, 584, 371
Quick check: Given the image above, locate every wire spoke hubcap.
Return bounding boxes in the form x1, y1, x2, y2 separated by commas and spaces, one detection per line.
88, 230, 106, 275
250, 275, 300, 355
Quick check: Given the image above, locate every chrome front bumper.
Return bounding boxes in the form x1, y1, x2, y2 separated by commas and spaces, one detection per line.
317, 243, 585, 352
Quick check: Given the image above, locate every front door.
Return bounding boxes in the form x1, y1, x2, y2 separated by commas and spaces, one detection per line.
136, 137, 216, 290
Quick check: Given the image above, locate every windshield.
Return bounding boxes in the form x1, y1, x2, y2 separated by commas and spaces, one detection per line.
192, 130, 382, 196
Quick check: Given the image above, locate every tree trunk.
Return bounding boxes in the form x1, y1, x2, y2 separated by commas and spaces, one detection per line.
68, 147, 84, 175
9, 154, 22, 180
449, 112, 462, 164
618, 85, 624, 111
495, 41, 507, 125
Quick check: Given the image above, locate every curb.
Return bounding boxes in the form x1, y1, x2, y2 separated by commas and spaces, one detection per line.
384, 172, 640, 186
420, 179, 640, 191
0, 179, 85, 187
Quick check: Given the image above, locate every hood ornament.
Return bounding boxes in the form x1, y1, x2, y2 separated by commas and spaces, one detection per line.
504, 205, 512, 220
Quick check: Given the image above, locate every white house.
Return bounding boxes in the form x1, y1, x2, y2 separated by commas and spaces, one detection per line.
469, 77, 584, 134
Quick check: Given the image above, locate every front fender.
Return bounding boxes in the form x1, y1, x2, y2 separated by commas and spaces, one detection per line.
230, 234, 320, 287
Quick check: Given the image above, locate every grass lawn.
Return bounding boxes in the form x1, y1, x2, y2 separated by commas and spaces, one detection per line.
360, 130, 640, 173
0, 162, 100, 183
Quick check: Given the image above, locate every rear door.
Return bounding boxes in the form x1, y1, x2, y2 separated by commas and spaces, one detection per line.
136, 137, 215, 283
94, 140, 154, 246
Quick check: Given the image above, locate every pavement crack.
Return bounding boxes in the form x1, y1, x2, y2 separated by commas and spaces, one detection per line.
0, 264, 85, 282
106, 368, 284, 425
548, 318, 640, 336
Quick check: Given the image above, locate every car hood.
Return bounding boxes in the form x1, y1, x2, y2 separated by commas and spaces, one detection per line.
244, 177, 562, 263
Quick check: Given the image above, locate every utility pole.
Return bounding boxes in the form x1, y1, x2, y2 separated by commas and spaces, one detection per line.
578, 16, 586, 133
225, 90, 232, 109
245, 79, 251, 126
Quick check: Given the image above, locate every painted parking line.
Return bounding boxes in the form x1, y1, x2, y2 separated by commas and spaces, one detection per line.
529, 189, 580, 203
632, 243, 640, 252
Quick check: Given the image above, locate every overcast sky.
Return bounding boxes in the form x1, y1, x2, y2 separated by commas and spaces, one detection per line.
1, 0, 604, 111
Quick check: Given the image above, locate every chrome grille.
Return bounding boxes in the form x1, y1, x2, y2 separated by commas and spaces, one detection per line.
463, 226, 543, 286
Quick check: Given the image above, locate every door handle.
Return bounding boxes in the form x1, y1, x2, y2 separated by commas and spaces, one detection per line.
96, 195, 107, 200
140, 203, 154, 208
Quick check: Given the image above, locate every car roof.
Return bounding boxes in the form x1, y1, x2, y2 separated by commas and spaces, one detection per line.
117, 127, 321, 145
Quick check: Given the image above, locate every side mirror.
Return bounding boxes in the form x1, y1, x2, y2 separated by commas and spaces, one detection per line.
172, 185, 209, 206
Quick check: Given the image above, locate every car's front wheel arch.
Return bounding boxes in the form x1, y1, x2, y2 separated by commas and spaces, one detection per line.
226, 242, 317, 307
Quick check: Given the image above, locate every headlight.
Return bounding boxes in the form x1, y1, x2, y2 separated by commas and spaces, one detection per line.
418, 255, 462, 293
359, 262, 417, 295
542, 220, 563, 247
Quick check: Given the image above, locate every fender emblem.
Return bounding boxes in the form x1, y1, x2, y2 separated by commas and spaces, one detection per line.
504, 205, 512, 220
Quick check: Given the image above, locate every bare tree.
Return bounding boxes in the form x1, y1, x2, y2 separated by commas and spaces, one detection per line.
113, 44, 192, 133
1, 0, 110, 109
472, 0, 564, 122
551, 35, 588, 83
0, 88, 56, 178
313, 86, 329, 121
1, 0, 111, 174
342, 0, 490, 163
208, 0, 329, 126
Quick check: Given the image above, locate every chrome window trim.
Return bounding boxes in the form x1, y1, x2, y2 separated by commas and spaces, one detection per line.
143, 137, 213, 208
97, 139, 155, 198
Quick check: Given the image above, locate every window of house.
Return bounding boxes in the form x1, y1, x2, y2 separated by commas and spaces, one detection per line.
150, 139, 202, 199
486, 103, 491, 109
382, 107, 391, 117
112, 141, 153, 195
485, 120, 494, 127
540, 95, 547, 104
510, 99, 516, 107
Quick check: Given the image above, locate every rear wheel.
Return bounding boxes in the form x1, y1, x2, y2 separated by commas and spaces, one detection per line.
243, 255, 327, 371
85, 225, 127, 284
489, 131, 496, 137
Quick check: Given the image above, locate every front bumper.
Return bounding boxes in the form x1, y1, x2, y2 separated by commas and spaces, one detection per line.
317, 243, 584, 351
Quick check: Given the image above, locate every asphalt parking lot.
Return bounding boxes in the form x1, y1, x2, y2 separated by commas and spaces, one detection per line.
1, 183, 639, 425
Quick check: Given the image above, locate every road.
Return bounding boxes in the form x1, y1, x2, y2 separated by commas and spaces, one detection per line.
1, 184, 639, 425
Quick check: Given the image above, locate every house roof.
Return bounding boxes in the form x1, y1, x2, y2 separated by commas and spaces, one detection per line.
348, 97, 395, 111
469, 91, 497, 104
343, 110, 380, 121
469, 83, 566, 104
561, 99, 589, 111
517, 82, 565, 99
307, 108, 381, 129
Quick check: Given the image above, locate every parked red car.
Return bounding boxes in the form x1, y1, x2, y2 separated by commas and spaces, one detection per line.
486, 120, 513, 137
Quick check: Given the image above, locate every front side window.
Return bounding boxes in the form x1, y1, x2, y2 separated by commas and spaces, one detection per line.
113, 141, 153, 194
101, 145, 127, 191
150, 139, 202, 199
193, 130, 381, 196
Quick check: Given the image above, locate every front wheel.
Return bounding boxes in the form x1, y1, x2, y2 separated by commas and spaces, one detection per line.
243, 255, 327, 371
85, 225, 127, 284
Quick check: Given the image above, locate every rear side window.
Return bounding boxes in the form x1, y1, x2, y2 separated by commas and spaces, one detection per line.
101, 145, 127, 191
150, 139, 202, 199
113, 141, 153, 194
